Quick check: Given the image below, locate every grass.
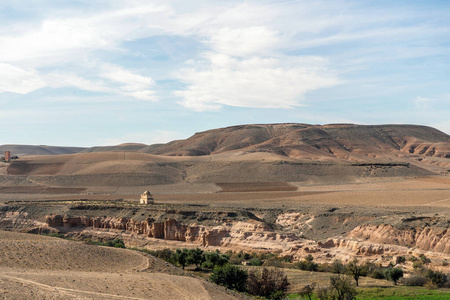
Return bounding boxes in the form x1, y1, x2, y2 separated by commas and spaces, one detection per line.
357, 286, 450, 299
288, 284, 450, 299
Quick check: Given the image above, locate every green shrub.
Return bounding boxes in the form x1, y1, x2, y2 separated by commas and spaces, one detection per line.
247, 267, 289, 299
295, 255, 318, 271
331, 259, 346, 274
400, 274, 427, 286
396, 256, 406, 264
248, 257, 263, 266
329, 275, 357, 300
203, 251, 229, 268
174, 248, 189, 269
210, 264, 248, 292
108, 239, 125, 248
148, 249, 176, 264
384, 268, 404, 285
425, 269, 448, 287
419, 254, 431, 265
187, 248, 205, 270
370, 268, 386, 279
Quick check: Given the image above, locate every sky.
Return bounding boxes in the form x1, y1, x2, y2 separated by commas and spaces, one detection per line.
0, 0, 449, 147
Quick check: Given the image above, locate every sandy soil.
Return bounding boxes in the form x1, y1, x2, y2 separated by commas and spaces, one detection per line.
0, 177, 448, 209
0, 231, 242, 300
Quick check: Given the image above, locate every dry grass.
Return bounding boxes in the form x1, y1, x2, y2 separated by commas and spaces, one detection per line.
282, 268, 392, 292
0, 231, 242, 300
217, 182, 297, 192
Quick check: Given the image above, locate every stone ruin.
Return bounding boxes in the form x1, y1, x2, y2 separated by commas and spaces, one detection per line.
140, 190, 154, 204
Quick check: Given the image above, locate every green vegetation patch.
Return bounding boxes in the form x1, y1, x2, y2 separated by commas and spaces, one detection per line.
357, 286, 450, 299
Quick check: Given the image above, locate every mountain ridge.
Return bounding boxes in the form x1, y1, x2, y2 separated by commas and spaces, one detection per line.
2, 124, 450, 161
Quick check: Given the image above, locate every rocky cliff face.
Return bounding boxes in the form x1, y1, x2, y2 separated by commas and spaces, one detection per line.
43, 213, 450, 261
1, 207, 448, 266
348, 224, 450, 254
45, 215, 291, 250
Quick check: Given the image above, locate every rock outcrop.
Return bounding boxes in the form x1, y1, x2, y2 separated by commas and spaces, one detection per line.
348, 224, 450, 254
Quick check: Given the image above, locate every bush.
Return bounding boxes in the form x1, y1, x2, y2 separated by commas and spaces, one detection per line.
187, 248, 205, 270
202, 261, 215, 269
264, 257, 282, 268
329, 275, 357, 300
413, 261, 424, 270
203, 251, 229, 267
400, 275, 427, 286
46, 232, 65, 239
331, 259, 346, 274
247, 267, 290, 299
85, 238, 125, 248
298, 282, 316, 300
425, 269, 448, 288
370, 268, 386, 279
396, 256, 406, 264
419, 254, 431, 265
210, 264, 248, 292
316, 286, 333, 300
295, 255, 318, 271
108, 239, 126, 248
248, 257, 263, 266
384, 268, 404, 285
148, 248, 176, 264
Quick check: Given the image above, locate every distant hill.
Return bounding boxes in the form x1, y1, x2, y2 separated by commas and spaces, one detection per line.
3, 123, 450, 162
145, 123, 450, 159
0, 145, 87, 157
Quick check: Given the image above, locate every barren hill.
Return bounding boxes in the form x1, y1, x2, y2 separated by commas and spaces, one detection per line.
0, 144, 87, 156
1, 124, 449, 188
145, 123, 450, 160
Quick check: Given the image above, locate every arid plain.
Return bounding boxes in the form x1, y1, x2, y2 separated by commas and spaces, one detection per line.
1, 123, 450, 298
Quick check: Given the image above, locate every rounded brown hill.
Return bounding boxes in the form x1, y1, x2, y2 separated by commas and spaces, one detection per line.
0, 231, 241, 299
145, 123, 450, 159
2, 124, 450, 188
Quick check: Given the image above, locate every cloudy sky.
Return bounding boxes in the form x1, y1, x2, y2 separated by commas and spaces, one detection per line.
1, 0, 449, 146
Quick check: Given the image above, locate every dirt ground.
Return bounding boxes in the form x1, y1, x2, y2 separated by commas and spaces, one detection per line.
0, 231, 242, 300
1, 177, 449, 209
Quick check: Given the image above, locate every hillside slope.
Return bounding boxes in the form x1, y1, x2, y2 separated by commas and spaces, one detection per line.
0, 145, 87, 156
1, 124, 449, 187
146, 123, 450, 160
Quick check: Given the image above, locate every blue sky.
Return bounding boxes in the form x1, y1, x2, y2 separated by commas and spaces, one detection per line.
0, 0, 449, 146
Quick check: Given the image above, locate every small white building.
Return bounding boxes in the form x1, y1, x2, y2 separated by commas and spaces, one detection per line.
140, 190, 154, 204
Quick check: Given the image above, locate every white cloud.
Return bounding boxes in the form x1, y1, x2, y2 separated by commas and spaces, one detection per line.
100, 64, 156, 101
46, 73, 111, 93
175, 53, 338, 111
0, 63, 46, 94
209, 26, 278, 57
0, 3, 174, 65
413, 96, 432, 109
45, 64, 157, 101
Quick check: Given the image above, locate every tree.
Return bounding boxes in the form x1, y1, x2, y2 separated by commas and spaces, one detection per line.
425, 269, 448, 287
203, 251, 229, 269
210, 264, 248, 292
174, 248, 189, 269
331, 259, 346, 274
299, 282, 316, 300
247, 267, 290, 299
385, 268, 403, 285
329, 275, 357, 300
295, 254, 318, 271
346, 259, 362, 286
187, 248, 205, 270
